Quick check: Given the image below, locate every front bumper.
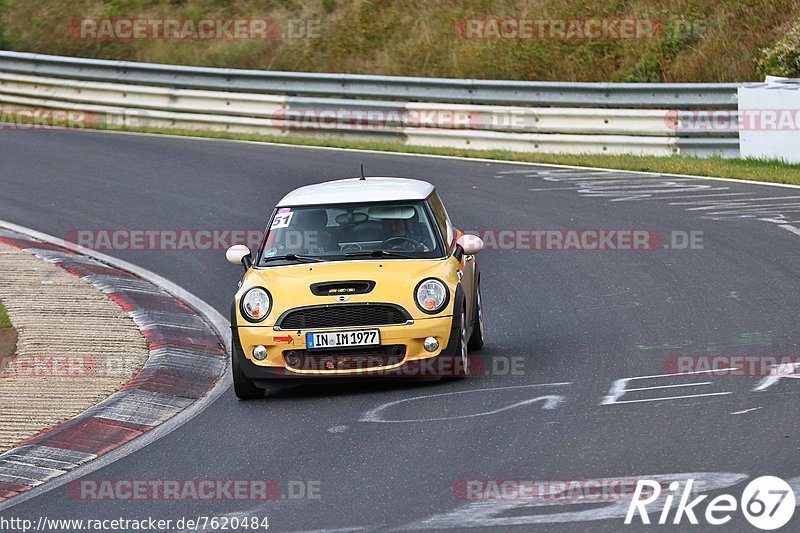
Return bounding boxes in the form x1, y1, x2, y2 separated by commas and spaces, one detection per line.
232, 314, 461, 383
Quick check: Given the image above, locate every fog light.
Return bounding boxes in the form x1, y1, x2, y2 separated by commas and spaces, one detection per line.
423, 337, 439, 352
253, 345, 267, 361
285, 351, 300, 367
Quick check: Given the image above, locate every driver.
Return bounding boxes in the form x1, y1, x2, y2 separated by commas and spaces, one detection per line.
381, 218, 429, 251
383, 218, 408, 238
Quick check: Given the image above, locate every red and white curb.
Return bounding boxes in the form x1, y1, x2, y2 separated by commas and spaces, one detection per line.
0, 226, 228, 503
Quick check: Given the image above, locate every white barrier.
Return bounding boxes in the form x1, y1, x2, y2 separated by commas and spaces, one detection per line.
738, 79, 800, 163
0, 60, 741, 157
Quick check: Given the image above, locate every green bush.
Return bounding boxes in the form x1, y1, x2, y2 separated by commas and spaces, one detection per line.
757, 21, 800, 78
0, 300, 12, 330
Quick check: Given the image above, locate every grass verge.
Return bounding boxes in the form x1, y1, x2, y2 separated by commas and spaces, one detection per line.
0, 300, 12, 330
99, 124, 800, 186
1, 0, 799, 82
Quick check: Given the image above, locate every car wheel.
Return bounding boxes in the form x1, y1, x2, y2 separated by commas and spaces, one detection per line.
467, 281, 484, 351
445, 306, 469, 380
232, 345, 266, 400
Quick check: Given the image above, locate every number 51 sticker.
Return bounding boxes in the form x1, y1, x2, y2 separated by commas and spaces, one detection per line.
271, 211, 293, 229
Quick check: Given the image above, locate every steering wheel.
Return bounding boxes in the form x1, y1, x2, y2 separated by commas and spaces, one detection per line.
380, 236, 424, 252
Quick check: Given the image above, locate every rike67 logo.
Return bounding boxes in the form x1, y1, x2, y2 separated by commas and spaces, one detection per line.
626, 476, 795, 530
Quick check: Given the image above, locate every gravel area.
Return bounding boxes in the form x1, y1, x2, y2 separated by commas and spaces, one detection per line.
0, 242, 149, 452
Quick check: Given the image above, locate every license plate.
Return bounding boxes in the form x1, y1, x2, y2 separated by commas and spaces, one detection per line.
305, 329, 380, 350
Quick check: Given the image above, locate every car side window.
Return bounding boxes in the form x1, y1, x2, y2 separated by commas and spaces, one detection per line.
427, 192, 454, 251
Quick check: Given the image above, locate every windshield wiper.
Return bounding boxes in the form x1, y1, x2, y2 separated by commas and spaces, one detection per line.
261, 254, 324, 264
345, 249, 415, 259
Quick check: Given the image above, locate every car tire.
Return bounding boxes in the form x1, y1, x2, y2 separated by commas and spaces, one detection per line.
467, 280, 484, 351
444, 306, 469, 380
232, 344, 266, 400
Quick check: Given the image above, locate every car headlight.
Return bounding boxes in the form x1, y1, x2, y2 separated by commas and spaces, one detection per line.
415, 278, 449, 314
240, 287, 271, 322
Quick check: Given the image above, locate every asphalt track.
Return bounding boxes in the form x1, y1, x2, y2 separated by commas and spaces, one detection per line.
1, 128, 799, 532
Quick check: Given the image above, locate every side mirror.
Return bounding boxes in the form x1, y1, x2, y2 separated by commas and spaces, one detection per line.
226, 245, 252, 270
457, 234, 484, 255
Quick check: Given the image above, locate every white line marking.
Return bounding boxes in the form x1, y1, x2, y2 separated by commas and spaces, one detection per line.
576, 180, 703, 188
702, 206, 800, 214
395, 472, 750, 529
497, 169, 542, 174
695, 206, 800, 216
665, 193, 756, 204
779, 224, 800, 236
753, 362, 800, 392
731, 407, 762, 415
532, 170, 607, 175
280, 528, 367, 533
542, 171, 615, 177
685, 197, 800, 210
696, 195, 800, 203
541, 175, 641, 182
602, 367, 737, 405
608, 391, 733, 405
656, 193, 760, 203
363, 395, 565, 423
276, 524, 367, 533
360, 382, 571, 423
689, 204, 800, 213
703, 207, 800, 215
590, 179, 701, 186
625, 382, 713, 392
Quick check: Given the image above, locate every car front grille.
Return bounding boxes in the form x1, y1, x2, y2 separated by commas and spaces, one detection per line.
276, 303, 411, 330
283, 345, 406, 371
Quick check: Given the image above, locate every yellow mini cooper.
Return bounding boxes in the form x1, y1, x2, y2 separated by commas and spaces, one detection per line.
226, 176, 485, 399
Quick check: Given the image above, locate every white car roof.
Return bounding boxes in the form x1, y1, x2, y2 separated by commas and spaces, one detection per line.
276, 177, 435, 207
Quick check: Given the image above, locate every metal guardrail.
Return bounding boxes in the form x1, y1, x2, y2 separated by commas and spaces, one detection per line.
0, 51, 744, 109
0, 51, 743, 157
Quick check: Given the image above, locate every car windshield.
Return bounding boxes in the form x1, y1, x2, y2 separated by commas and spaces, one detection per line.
257, 200, 444, 265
